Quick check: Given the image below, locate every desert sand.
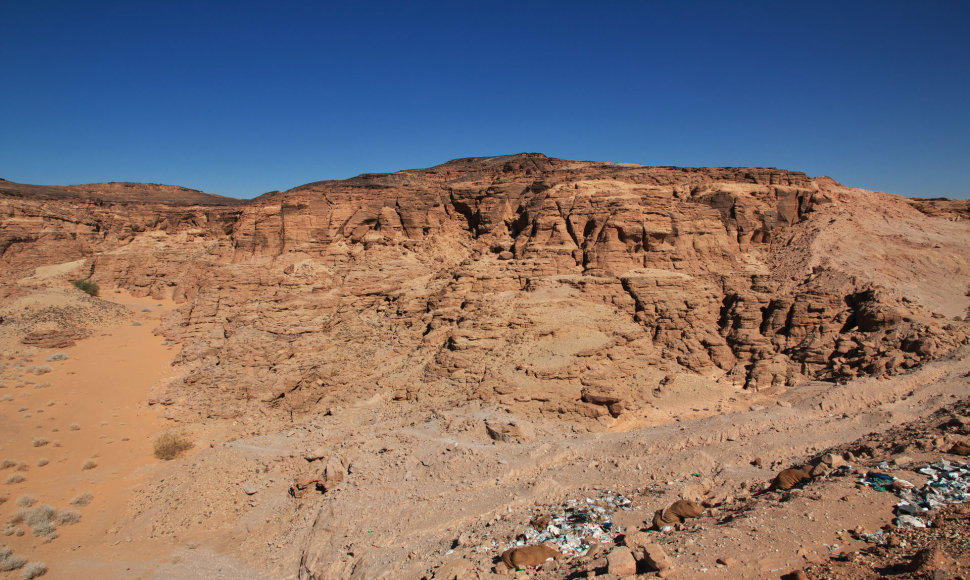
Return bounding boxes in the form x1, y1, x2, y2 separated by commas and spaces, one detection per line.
0, 290, 189, 578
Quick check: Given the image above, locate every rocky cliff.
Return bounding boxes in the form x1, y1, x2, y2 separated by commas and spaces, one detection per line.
2, 154, 968, 429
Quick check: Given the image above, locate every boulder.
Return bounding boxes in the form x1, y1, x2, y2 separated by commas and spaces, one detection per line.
606, 547, 637, 576
949, 441, 970, 456
485, 420, 525, 443
641, 543, 671, 571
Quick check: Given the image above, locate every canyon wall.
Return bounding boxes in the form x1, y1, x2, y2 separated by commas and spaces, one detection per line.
2, 154, 968, 427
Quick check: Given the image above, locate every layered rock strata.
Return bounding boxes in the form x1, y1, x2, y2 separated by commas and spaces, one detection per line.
1, 154, 968, 427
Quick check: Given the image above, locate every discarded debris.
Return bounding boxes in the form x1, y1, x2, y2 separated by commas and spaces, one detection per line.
771, 465, 812, 491
502, 491, 634, 556
856, 529, 888, 545
652, 499, 704, 530
860, 459, 970, 528
500, 544, 563, 570
860, 472, 894, 492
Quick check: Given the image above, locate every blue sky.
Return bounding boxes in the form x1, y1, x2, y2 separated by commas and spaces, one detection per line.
2, 1, 968, 199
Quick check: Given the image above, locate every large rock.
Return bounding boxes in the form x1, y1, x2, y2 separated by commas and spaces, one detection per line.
606, 546, 637, 576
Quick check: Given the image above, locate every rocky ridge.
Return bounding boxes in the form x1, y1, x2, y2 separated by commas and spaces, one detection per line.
2, 154, 969, 431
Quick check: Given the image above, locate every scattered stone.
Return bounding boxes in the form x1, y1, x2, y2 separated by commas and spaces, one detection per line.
606, 546, 636, 576
485, 421, 525, 443
820, 453, 846, 468
949, 441, 970, 456
242, 483, 257, 495
908, 545, 947, 574
642, 543, 671, 571
303, 449, 328, 462
891, 454, 914, 467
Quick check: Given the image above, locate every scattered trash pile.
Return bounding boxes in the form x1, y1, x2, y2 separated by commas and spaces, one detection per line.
859, 459, 970, 529
503, 492, 635, 556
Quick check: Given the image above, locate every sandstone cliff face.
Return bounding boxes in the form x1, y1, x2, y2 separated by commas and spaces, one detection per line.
2, 154, 968, 427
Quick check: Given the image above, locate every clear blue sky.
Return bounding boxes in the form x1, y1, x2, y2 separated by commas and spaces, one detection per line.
2, 1, 968, 199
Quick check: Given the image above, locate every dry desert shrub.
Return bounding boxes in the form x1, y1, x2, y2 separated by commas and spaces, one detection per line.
70, 492, 93, 507
30, 522, 55, 538
0, 546, 27, 571
1, 459, 16, 470
36, 459, 48, 468
153, 432, 193, 460
55, 509, 79, 525
80, 459, 97, 471
20, 561, 46, 579
23, 505, 55, 528
23, 506, 57, 540
30, 438, 48, 448
44, 353, 67, 362
4, 474, 24, 485
68, 423, 80, 431
14, 495, 35, 508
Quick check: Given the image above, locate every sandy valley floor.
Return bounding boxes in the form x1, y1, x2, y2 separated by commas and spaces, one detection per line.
0, 293, 186, 579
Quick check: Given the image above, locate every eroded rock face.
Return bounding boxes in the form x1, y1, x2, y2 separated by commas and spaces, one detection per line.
2, 154, 968, 430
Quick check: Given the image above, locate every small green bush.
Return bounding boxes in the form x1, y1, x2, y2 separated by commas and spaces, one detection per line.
71, 279, 99, 297
153, 432, 193, 460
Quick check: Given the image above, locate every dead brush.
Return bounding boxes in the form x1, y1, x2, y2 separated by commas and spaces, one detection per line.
153, 432, 193, 460
70, 492, 93, 507
0, 546, 27, 571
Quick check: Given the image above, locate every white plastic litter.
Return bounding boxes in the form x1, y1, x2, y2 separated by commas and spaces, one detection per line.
502, 491, 634, 556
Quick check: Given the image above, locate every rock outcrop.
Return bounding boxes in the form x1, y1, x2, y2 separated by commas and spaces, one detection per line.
2, 154, 968, 430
